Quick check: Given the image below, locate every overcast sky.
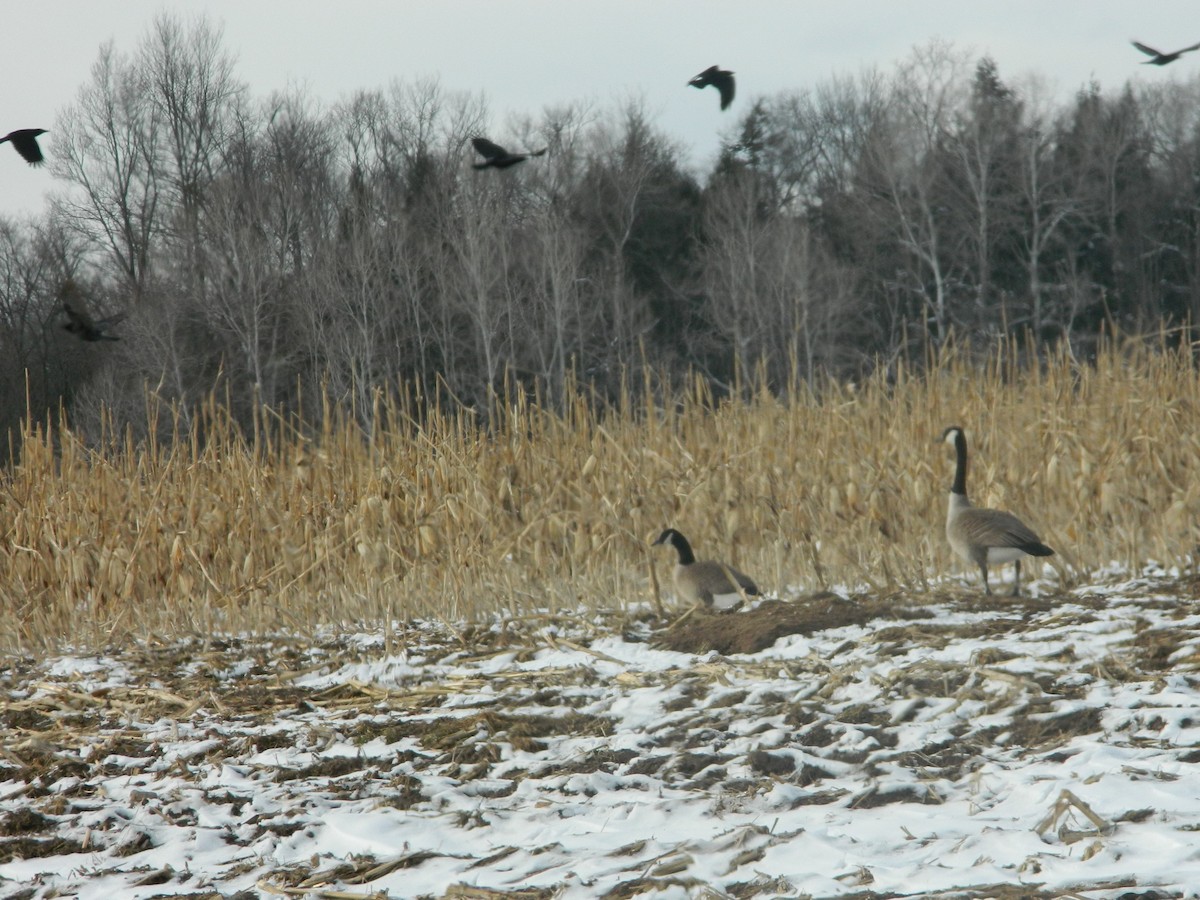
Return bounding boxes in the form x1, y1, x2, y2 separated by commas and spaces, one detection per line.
2, 1, 1197, 217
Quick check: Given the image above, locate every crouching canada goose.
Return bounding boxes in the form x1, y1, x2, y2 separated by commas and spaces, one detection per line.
941, 426, 1054, 596
652, 528, 759, 610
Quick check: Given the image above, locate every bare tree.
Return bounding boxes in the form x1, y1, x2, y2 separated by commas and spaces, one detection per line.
1010, 77, 1078, 338
0, 221, 51, 425
437, 173, 514, 403
810, 70, 891, 198
51, 41, 161, 300
945, 58, 1023, 320
517, 204, 595, 404
700, 171, 766, 389
1138, 75, 1200, 326
309, 179, 425, 424
577, 103, 682, 373
1054, 83, 1160, 334
315, 80, 489, 413
874, 41, 970, 343
702, 170, 860, 389
139, 12, 245, 296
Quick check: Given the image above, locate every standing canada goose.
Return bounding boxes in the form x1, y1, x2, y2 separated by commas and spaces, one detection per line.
471, 137, 547, 169
688, 65, 735, 110
1131, 40, 1200, 65
652, 528, 759, 610
941, 426, 1054, 596
0, 128, 47, 166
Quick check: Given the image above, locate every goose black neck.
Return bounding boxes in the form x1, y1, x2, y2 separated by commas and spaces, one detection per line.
951, 430, 968, 497
669, 531, 696, 565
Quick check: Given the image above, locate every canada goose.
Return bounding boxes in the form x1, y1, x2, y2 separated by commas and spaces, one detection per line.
60, 280, 125, 342
1131, 40, 1200, 65
652, 528, 759, 609
688, 65, 735, 110
940, 426, 1054, 596
0, 129, 47, 166
471, 137, 547, 170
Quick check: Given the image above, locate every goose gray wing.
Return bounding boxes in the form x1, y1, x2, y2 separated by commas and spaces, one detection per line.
957, 507, 1049, 552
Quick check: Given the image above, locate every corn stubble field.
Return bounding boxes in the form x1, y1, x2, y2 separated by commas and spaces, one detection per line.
6, 339, 1200, 899
4, 338, 1199, 653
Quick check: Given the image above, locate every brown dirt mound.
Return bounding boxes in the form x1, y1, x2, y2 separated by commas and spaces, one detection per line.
653, 593, 935, 655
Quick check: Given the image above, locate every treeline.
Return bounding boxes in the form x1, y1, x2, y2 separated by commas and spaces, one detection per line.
3, 16, 1200, 442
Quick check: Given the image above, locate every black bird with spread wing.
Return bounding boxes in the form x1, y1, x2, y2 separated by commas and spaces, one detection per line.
688, 65, 735, 110
471, 137, 547, 170
1132, 40, 1200, 65
0, 129, 47, 166
61, 281, 125, 342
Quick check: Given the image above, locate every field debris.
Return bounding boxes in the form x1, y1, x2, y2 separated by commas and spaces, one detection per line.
1035, 788, 1113, 844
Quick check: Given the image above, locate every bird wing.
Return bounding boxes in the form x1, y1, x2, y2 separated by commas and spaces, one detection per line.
706, 560, 759, 594
62, 287, 98, 330
1132, 41, 1163, 57
472, 137, 508, 161
728, 565, 758, 594
96, 311, 128, 329
689, 65, 719, 87
4, 129, 44, 165
713, 72, 736, 110
1174, 41, 1200, 55
957, 507, 1044, 550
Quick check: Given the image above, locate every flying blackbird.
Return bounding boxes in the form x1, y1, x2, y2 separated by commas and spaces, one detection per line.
1132, 40, 1200, 65
471, 137, 547, 169
61, 281, 125, 342
1, 128, 47, 165
689, 65, 735, 110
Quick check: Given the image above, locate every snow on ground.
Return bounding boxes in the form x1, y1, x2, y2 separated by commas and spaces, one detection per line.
2, 570, 1199, 899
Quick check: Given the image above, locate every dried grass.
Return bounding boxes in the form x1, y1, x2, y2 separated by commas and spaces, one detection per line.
3, 334, 1199, 653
